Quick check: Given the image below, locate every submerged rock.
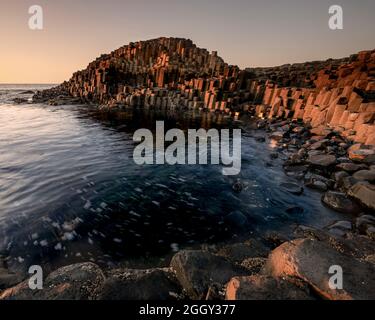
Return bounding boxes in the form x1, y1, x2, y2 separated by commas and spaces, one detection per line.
280, 182, 304, 195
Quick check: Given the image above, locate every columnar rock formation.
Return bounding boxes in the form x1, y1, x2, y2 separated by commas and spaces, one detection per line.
34, 38, 375, 146
252, 50, 375, 146
40, 37, 252, 111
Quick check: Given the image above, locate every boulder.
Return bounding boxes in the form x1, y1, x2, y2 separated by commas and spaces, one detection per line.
326, 220, 353, 237
225, 275, 313, 300
352, 170, 375, 182
356, 215, 375, 234
0, 266, 23, 290
336, 162, 368, 173
98, 268, 181, 300
322, 191, 361, 214
170, 250, 247, 299
307, 154, 336, 167
0, 263, 105, 300
348, 182, 375, 211
348, 146, 375, 163
309, 139, 329, 150
264, 239, 375, 300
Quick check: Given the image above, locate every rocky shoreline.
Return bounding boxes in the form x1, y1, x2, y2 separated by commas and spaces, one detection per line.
1, 223, 374, 300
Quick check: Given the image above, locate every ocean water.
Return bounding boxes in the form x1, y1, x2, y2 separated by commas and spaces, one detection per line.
0, 84, 343, 273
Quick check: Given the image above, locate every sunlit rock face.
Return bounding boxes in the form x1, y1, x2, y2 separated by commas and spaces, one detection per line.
34, 37, 375, 146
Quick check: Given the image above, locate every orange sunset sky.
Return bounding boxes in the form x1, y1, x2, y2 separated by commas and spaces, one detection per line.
1, 0, 374, 84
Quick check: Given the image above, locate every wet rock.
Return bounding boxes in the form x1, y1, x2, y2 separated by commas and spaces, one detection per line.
304, 173, 333, 191
352, 170, 375, 182
225, 275, 313, 300
170, 250, 247, 299
305, 180, 328, 191
336, 163, 368, 173
264, 232, 291, 248
264, 239, 375, 300
333, 171, 349, 183
280, 182, 304, 195
0, 258, 24, 290
98, 268, 181, 300
232, 180, 243, 193
326, 220, 352, 237
285, 206, 304, 214
0, 263, 105, 300
270, 152, 279, 160
216, 240, 270, 263
283, 165, 308, 179
224, 211, 249, 231
269, 131, 285, 141
20, 90, 35, 94
348, 182, 375, 211
307, 154, 336, 167
294, 225, 375, 261
338, 176, 359, 192
322, 191, 361, 214
348, 145, 375, 164
286, 153, 304, 165
12, 97, 29, 104
355, 215, 375, 235
309, 139, 329, 150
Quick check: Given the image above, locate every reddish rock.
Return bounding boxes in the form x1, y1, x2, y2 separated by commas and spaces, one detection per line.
225, 275, 313, 300
264, 239, 375, 300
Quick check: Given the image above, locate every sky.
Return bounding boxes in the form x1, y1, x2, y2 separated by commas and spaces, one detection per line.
0, 0, 374, 84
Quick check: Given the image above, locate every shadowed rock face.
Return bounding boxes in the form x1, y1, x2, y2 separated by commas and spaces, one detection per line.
169, 250, 248, 300
0, 263, 105, 300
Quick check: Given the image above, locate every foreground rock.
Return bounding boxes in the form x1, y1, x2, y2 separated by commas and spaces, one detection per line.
264, 239, 375, 300
348, 182, 375, 211
0, 257, 23, 290
0, 263, 105, 300
98, 268, 181, 300
170, 250, 247, 299
307, 154, 336, 167
225, 275, 313, 300
322, 191, 361, 214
